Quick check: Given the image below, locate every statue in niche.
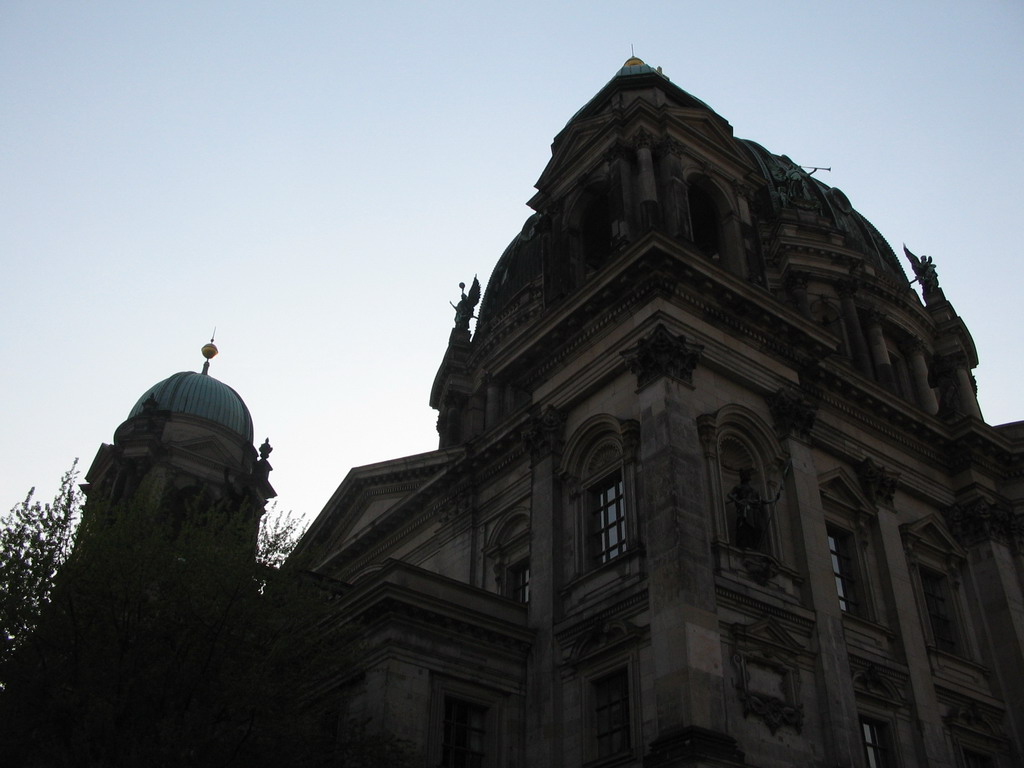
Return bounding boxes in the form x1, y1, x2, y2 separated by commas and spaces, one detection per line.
727, 468, 782, 550
451, 276, 481, 331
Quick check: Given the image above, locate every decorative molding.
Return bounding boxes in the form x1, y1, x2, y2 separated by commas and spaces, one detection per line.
766, 386, 817, 439
944, 498, 1022, 549
851, 661, 907, 705
742, 553, 781, 586
855, 457, 899, 506
620, 323, 703, 389
521, 405, 565, 461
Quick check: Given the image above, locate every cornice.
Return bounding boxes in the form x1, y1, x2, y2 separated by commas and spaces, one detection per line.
714, 584, 816, 636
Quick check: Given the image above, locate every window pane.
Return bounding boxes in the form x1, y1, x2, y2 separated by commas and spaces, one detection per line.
443, 697, 487, 768
920, 568, 958, 653
593, 474, 626, 564
860, 717, 889, 768
827, 528, 858, 614
594, 670, 630, 758
508, 559, 530, 603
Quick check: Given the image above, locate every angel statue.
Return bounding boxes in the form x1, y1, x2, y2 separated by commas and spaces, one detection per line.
451, 276, 481, 331
903, 245, 940, 300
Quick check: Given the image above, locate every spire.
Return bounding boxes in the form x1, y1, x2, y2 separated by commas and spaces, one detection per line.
201, 332, 218, 375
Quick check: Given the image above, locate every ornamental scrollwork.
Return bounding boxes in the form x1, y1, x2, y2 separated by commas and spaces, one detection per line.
620, 323, 703, 389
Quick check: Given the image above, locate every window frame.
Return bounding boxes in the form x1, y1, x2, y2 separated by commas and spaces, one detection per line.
918, 566, 960, 654
430, 679, 502, 768
441, 696, 488, 768
593, 668, 631, 759
591, 471, 627, 565
827, 524, 861, 616
506, 557, 530, 604
860, 715, 895, 768
581, 658, 639, 765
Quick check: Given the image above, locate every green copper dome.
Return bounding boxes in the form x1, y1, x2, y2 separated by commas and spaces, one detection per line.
128, 371, 254, 443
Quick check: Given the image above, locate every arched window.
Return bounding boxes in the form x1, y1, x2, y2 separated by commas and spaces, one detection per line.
561, 416, 641, 579
484, 510, 530, 602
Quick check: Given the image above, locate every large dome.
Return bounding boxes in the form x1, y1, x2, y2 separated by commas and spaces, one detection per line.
474, 61, 907, 338
128, 371, 254, 443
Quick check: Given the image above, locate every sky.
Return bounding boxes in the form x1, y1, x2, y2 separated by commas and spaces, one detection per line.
2, 2, 1022, 526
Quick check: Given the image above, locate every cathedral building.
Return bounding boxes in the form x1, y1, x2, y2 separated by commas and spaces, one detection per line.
293, 58, 1024, 768
88, 58, 1023, 767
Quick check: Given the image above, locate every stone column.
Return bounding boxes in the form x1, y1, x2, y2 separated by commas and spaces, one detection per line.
931, 353, 982, 419
659, 139, 690, 240
881, 521, 957, 767
955, 366, 982, 419
635, 130, 660, 230
863, 309, 896, 390
836, 279, 874, 377
766, 387, 863, 767
484, 376, 500, 429
944, 500, 1024, 751
607, 144, 632, 245
522, 406, 566, 768
785, 270, 812, 319
902, 341, 938, 414
621, 325, 744, 765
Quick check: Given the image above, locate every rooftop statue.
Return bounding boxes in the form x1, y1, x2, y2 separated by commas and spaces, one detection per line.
903, 245, 940, 301
451, 276, 481, 331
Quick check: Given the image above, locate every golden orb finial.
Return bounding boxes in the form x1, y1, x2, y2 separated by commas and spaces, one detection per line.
201, 331, 218, 375
624, 56, 644, 67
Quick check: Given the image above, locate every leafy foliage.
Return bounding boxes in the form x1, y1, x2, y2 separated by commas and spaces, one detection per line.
0, 475, 410, 767
0, 462, 81, 675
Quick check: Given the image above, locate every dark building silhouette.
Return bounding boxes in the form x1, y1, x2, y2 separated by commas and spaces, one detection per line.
84, 59, 1024, 768
85, 340, 275, 538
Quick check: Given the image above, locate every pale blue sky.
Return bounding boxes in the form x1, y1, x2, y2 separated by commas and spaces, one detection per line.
3, 2, 1022, 522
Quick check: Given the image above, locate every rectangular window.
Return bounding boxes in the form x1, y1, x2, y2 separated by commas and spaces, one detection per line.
827, 526, 859, 614
442, 697, 487, 768
860, 717, 891, 768
507, 559, 530, 604
920, 568, 958, 653
594, 669, 630, 758
593, 474, 626, 564
962, 750, 994, 768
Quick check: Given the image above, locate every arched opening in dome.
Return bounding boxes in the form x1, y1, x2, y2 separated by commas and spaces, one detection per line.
688, 183, 721, 260
581, 195, 613, 273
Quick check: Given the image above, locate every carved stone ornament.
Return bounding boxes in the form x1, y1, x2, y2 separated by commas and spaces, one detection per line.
856, 457, 898, 506
851, 662, 906, 704
943, 700, 1005, 739
766, 386, 817, 439
634, 129, 656, 153
944, 498, 1023, 549
521, 405, 566, 460
742, 553, 781, 585
732, 652, 804, 734
620, 323, 704, 389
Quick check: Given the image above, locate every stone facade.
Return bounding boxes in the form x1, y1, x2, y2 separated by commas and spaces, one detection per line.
295, 60, 1024, 768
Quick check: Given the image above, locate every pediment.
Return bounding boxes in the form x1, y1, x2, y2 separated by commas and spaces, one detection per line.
731, 616, 806, 657
297, 449, 462, 568
174, 436, 232, 464
901, 513, 967, 560
818, 467, 873, 512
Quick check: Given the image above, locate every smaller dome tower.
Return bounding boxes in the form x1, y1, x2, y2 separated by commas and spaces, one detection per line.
84, 340, 275, 531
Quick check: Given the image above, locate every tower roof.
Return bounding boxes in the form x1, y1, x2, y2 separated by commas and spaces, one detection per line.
473, 59, 905, 339
128, 371, 254, 443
